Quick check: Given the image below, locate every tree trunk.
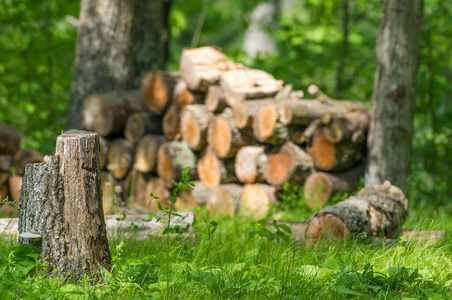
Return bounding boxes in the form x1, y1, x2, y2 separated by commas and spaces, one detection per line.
135, 135, 166, 173
13, 149, 43, 176
303, 162, 365, 209
107, 138, 135, 180
305, 181, 408, 242
140, 71, 180, 113
264, 142, 314, 188
180, 105, 213, 151
156, 140, 198, 188
82, 90, 149, 136
68, 0, 170, 129
18, 130, 111, 280
124, 112, 163, 143
0, 122, 21, 155
365, 0, 424, 193
235, 146, 267, 183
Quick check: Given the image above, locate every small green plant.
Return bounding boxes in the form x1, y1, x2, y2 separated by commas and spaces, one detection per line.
150, 166, 195, 291
249, 220, 292, 243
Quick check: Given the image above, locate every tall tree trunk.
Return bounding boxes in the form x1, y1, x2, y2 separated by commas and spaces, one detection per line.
365, 0, 424, 193
67, 0, 171, 129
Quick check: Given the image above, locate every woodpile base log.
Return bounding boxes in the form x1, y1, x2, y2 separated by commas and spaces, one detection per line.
305, 181, 408, 243
240, 184, 276, 220
208, 184, 242, 219
18, 130, 111, 281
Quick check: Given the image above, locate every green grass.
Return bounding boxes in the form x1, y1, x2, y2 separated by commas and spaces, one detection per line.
1, 205, 452, 299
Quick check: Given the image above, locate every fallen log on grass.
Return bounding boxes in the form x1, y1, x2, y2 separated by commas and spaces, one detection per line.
305, 181, 409, 242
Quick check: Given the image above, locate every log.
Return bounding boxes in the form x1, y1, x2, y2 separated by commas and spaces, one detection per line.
140, 70, 180, 113
100, 171, 117, 214
205, 85, 228, 113
303, 163, 365, 209
82, 90, 149, 136
175, 189, 200, 211
235, 146, 267, 183
207, 108, 255, 158
181, 104, 213, 151
121, 170, 152, 209
279, 99, 367, 127
107, 138, 135, 180
208, 184, 243, 219
0, 172, 8, 186
0, 122, 21, 155
156, 140, 198, 188
264, 142, 314, 188
0, 154, 13, 172
240, 183, 276, 220
180, 46, 241, 91
197, 147, 237, 188
146, 177, 171, 211
173, 80, 204, 110
305, 181, 409, 242
307, 84, 332, 102
135, 135, 166, 173
8, 175, 22, 201
220, 69, 283, 107
18, 130, 111, 280
0, 184, 15, 216
98, 136, 111, 170
189, 181, 210, 206
162, 103, 181, 140
14, 149, 43, 176
324, 111, 370, 144
307, 127, 365, 171
0, 183, 8, 201
124, 112, 163, 143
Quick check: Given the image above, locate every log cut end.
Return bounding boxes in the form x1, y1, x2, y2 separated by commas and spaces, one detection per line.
197, 147, 222, 188
135, 135, 165, 173
240, 184, 275, 220
264, 151, 292, 186
82, 95, 113, 136
278, 103, 293, 125
162, 104, 180, 140
305, 214, 350, 242
157, 146, 174, 185
174, 80, 194, 109
235, 146, 266, 183
304, 173, 333, 209
140, 71, 179, 113
209, 115, 232, 158
232, 102, 249, 129
253, 104, 277, 141
308, 128, 337, 170
124, 113, 146, 143
107, 138, 134, 180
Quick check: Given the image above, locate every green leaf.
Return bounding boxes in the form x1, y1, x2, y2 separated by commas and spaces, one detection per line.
277, 224, 292, 234
60, 284, 85, 300
249, 231, 258, 238
189, 181, 195, 187
99, 264, 115, 286
261, 228, 274, 241
171, 180, 179, 187
334, 286, 364, 296
181, 166, 191, 177
163, 228, 175, 235
169, 196, 177, 204
10, 244, 38, 278
157, 201, 164, 211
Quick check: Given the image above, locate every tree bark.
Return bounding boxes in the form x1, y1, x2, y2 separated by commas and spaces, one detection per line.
365, 0, 424, 193
305, 181, 408, 242
68, 0, 170, 129
18, 130, 111, 280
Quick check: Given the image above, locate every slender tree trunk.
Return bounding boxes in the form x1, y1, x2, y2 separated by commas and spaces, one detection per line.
67, 0, 170, 129
365, 0, 424, 193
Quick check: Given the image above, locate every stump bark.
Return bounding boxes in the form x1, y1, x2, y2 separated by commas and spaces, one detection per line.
18, 130, 111, 280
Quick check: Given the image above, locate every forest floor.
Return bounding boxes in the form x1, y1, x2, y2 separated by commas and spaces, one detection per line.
0, 202, 451, 299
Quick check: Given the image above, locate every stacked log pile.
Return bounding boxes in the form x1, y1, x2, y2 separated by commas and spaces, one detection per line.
0, 122, 43, 216
72, 46, 370, 219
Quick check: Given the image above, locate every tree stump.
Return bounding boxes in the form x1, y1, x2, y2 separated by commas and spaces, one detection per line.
18, 130, 111, 281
